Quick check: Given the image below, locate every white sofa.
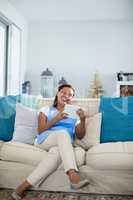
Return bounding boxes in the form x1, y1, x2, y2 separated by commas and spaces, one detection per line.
0, 98, 133, 195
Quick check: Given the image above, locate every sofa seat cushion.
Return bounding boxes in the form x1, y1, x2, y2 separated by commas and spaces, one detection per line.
0, 142, 85, 167
0, 141, 46, 166
0, 160, 34, 188
86, 142, 133, 170
0, 140, 4, 149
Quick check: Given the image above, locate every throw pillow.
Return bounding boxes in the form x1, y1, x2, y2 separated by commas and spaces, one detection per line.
74, 113, 102, 150
12, 103, 38, 144
0, 95, 19, 141
99, 96, 133, 143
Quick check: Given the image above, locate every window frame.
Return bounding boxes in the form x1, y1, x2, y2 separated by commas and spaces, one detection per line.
0, 13, 22, 96
0, 17, 9, 95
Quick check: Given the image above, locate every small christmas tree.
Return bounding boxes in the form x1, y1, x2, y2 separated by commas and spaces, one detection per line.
89, 70, 104, 98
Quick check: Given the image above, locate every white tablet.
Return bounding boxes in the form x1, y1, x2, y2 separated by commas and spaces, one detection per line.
63, 104, 80, 119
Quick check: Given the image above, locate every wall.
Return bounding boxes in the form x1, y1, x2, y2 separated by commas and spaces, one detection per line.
26, 20, 133, 97
0, 0, 28, 85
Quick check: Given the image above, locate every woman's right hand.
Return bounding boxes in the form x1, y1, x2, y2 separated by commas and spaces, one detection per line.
38, 111, 68, 134
54, 112, 68, 122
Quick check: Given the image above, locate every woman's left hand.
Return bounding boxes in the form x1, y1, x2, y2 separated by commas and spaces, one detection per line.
76, 108, 86, 121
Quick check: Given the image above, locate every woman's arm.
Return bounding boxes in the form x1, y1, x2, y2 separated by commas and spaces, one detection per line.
75, 109, 86, 139
38, 112, 68, 134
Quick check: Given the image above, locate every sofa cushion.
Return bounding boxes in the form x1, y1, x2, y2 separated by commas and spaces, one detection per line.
0, 140, 4, 150
99, 96, 133, 143
37, 98, 100, 117
0, 160, 34, 188
0, 141, 47, 166
12, 103, 38, 145
74, 113, 102, 150
21, 95, 100, 117
86, 142, 133, 170
0, 95, 19, 141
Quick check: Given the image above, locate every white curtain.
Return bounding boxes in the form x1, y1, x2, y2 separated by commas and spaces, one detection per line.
0, 21, 7, 96
7, 25, 21, 95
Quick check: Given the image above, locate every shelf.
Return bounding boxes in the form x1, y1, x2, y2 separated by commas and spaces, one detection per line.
117, 81, 133, 85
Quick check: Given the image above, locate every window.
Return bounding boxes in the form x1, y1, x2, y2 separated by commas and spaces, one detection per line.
0, 20, 8, 96
0, 16, 21, 96
7, 25, 21, 95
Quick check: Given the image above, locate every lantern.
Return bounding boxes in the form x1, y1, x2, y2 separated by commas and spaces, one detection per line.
58, 76, 67, 87
40, 68, 54, 97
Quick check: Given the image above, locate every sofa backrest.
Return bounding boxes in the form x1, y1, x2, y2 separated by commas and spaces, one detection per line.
37, 98, 100, 117
21, 95, 100, 116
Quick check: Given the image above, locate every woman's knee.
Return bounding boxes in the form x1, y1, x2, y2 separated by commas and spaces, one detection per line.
49, 147, 61, 163
56, 130, 71, 143
49, 146, 59, 154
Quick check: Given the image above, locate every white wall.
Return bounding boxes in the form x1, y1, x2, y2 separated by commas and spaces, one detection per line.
0, 0, 28, 85
26, 20, 133, 97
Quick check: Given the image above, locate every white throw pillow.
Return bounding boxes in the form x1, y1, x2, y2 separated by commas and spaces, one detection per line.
12, 103, 38, 144
74, 113, 102, 150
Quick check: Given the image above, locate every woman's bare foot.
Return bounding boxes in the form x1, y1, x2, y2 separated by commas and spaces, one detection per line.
11, 180, 31, 199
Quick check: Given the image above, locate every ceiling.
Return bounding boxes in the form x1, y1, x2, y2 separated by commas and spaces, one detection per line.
8, 0, 133, 22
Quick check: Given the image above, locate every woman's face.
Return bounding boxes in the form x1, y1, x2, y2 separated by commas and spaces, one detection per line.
57, 87, 74, 105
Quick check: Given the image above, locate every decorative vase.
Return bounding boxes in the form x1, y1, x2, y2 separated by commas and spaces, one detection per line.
40, 68, 54, 98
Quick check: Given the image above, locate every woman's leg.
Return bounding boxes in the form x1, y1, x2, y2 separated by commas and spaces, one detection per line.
12, 147, 61, 199
39, 130, 78, 172
38, 130, 87, 186
27, 147, 61, 186
12, 130, 88, 199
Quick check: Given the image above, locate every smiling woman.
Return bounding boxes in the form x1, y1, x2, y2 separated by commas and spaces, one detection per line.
11, 84, 89, 200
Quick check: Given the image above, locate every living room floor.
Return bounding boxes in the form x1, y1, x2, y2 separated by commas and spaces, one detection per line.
0, 189, 133, 200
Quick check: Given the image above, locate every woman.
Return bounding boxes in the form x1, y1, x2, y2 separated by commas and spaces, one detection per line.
12, 84, 89, 200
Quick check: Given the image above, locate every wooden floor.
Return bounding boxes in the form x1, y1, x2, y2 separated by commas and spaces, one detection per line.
0, 189, 133, 200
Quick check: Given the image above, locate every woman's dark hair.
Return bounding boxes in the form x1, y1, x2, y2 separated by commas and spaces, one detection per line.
53, 84, 75, 107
